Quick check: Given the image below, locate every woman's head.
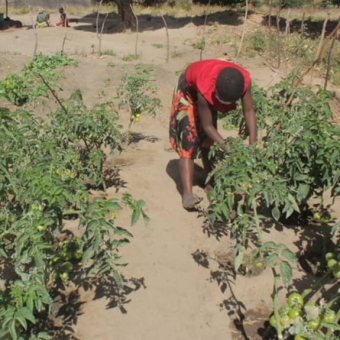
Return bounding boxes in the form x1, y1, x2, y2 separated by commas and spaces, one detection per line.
59, 7, 64, 13
215, 67, 244, 103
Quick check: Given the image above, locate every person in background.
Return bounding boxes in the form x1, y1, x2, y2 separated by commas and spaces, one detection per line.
56, 7, 70, 27
169, 59, 257, 210
35, 7, 51, 28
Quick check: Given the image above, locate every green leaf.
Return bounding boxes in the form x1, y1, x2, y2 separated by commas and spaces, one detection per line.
280, 261, 292, 287
287, 193, 300, 213
131, 209, 141, 226
82, 248, 95, 267
271, 206, 281, 221
234, 249, 244, 272
112, 269, 124, 288
105, 199, 122, 210
265, 253, 279, 266
114, 227, 133, 237
262, 241, 276, 249
37, 332, 52, 339
9, 320, 18, 340
14, 313, 27, 330
282, 248, 296, 262
19, 307, 36, 324
296, 183, 309, 201
116, 239, 130, 247
321, 322, 340, 331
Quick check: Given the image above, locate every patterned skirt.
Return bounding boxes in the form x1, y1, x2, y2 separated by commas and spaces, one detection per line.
169, 74, 217, 159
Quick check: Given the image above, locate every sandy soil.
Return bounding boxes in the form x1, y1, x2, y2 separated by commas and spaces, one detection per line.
0, 8, 339, 340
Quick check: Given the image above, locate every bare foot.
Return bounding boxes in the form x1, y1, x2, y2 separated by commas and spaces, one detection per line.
182, 194, 203, 210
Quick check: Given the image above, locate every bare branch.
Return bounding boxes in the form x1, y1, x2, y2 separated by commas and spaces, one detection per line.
130, 4, 139, 59
158, 9, 170, 63
237, 0, 248, 60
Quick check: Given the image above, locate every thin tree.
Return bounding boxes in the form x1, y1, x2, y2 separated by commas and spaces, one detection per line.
286, 21, 340, 108
292, 12, 305, 74
158, 8, 170, 63
324, 25, 338, 90
96, 0, 109, 56
275, 9, 281, 69
268, 0, 273, 60
130, 4, 139, 59
61, 5, 70, 55
200, 0, 211, 60
29, 6, 38, 55
283, 8, 290, 71
310, 15, 329, 85
236, 0, 249, 60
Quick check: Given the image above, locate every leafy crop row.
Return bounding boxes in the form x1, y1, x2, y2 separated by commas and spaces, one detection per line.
209, 75, 340, 339
0, 54, 148, 339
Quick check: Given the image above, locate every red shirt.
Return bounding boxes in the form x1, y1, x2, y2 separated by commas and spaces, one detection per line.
185, 59, 251, 113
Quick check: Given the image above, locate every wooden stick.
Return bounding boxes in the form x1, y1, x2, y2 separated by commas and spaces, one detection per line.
237, 0, 248, 60
130, 4, 139, 59
286, 21, 340, 108
200, 0, 211, 60
158, 8, 170, 63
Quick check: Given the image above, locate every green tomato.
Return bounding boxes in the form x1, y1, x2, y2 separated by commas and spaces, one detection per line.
269, 315, 277, 328
321, 309, 336, 323
321, 212, 331, 223
308, 318, 321, 330
287, 293, 304, 308
279, 305, 290, 317
333, 269, 340, 279
325, 252, 335, 261
255, 261, 263, 268
60, 262, 74, 273
280, 315, 290, 326
60, 272, 69, 282
73, 249, 83, 260
37, 225, 46, 232
294, 334, 307, 340
327, 259, 339, 271
288, 308, 303, 319
313, 212, 321, 221
51, 256, 61, 265
60, 251, 73, 261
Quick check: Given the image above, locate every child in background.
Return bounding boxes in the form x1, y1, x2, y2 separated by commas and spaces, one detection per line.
56, 7, 69, 27
36, 8, 51, 28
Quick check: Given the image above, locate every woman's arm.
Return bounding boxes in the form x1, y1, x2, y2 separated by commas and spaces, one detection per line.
241, 84, 257, 145
197, 92, 224, 144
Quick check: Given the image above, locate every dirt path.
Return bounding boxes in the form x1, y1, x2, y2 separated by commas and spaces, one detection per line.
1, 10, 340, 340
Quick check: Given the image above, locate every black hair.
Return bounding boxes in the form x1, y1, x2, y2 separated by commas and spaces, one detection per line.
215, 67, 244, 102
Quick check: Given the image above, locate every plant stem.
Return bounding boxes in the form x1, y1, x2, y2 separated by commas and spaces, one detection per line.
301, 269, 332, 299
252, 198, 263, 244
272, 267, 283, 340
326, 303, 340, 338
325, 291, 340, 309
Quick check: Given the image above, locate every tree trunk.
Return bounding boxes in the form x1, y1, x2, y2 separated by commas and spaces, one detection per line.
113, 0, 135, 31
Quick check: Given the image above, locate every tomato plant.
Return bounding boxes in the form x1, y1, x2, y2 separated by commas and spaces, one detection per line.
207, 75, 340, 340
116, 63, 162, 141
0, 53, 77, 106
0, 54, 149, 339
